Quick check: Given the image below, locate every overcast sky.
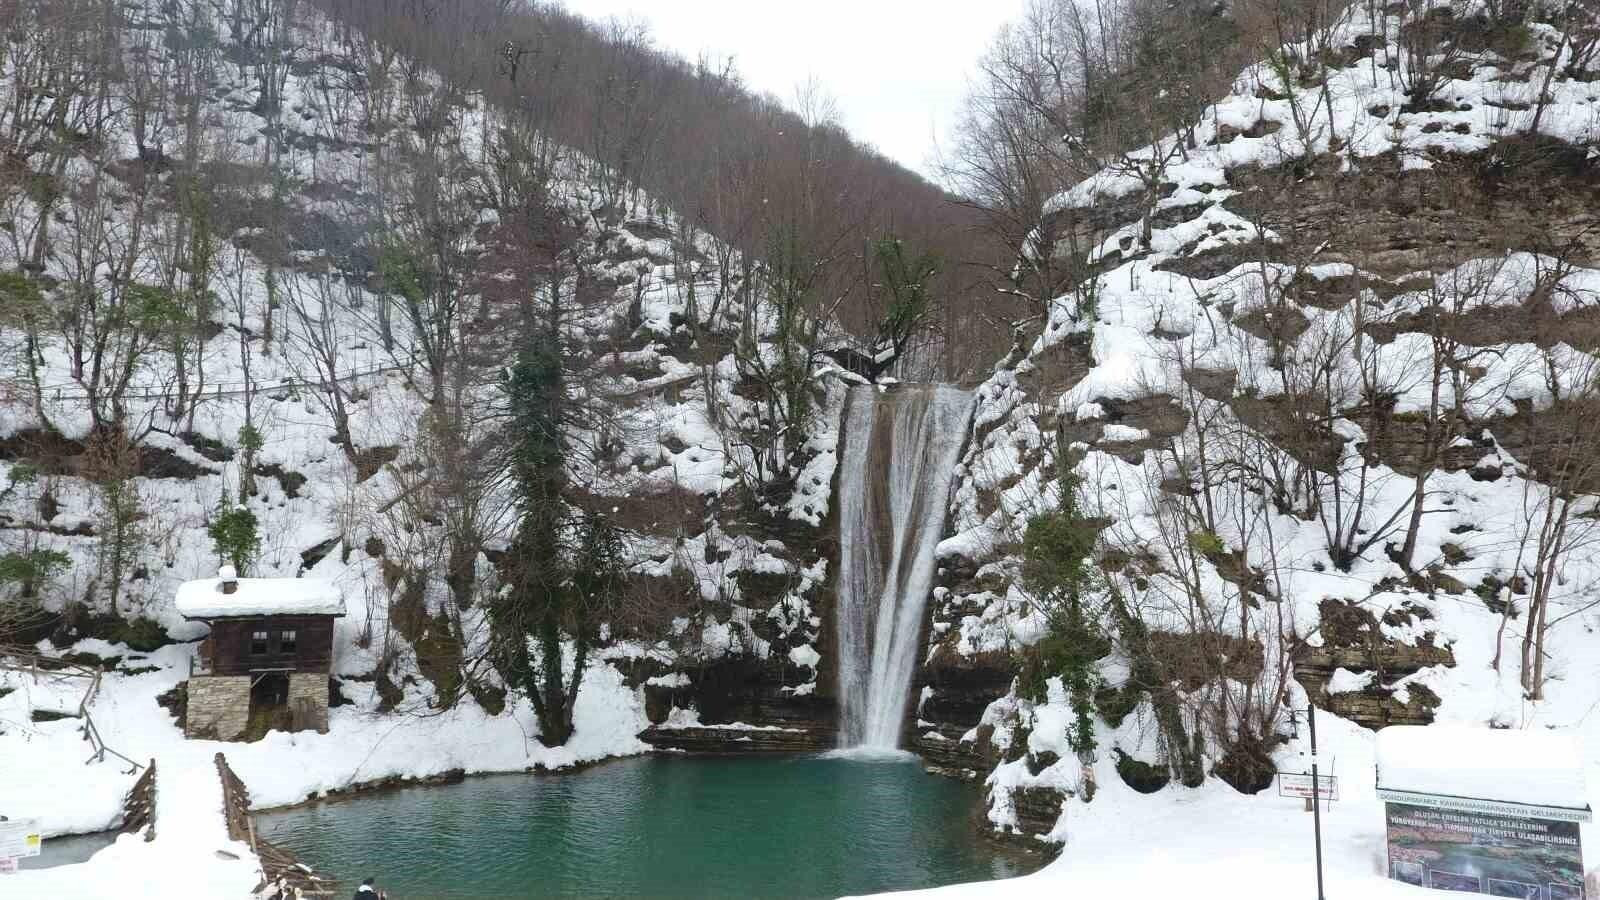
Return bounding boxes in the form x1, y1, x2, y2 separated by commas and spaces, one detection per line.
561, 0, 1028, 183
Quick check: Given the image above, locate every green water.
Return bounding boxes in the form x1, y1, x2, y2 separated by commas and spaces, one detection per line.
253, 753, 1026, 899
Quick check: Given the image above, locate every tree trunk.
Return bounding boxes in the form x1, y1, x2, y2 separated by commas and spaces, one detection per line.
1397, 471, 1427, 571
538, 609, 571, 746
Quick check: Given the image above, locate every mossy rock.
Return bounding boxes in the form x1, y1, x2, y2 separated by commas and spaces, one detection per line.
386, 582, 464, 708
1316, 598, 1378, 648
1380, 600, 1435, 627
61, 650, 123, 670
1114, 748, 1170, 794
1426, 570, 1469, 595
157, 682, 187, 727
1212, 736, 1280, 795
1475, 576, 1520, 616
97, 611, 171, 646
1407, 682, 1442, 712
974, 568, 1011, 593
467, 677, 507, 716
412, 612, 464, 708
732, 570, 792, 608
61, 611, 172, 653
1026, 749, 1062, 777
1004, 722, 1033, 764
115, 617, 171, 652
328, 677, 354, 708
375, 670, 405, 713
1094, 684, 1140, 728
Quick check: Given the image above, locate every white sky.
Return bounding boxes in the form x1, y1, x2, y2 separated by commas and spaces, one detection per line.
560, 0, 1029, 182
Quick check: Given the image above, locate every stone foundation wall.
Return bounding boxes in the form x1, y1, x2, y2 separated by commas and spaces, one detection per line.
288, 672, 329, 733
185, 675, 250, 740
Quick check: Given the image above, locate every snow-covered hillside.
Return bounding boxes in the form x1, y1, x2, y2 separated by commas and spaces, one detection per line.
915, 0, 1600, 883
0, 0, 847, 870
0, 0, 850, 685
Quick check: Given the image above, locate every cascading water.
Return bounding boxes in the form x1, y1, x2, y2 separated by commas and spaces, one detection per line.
834, 383, 975, 749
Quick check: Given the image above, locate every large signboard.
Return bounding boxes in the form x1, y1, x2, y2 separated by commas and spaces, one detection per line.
1385, 801, 1584, 898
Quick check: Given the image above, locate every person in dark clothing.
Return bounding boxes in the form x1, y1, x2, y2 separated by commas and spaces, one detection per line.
354, 876, 385, 899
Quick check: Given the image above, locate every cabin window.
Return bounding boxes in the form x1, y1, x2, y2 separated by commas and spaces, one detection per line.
250, 630, 269, 655
278, 629, 298, 655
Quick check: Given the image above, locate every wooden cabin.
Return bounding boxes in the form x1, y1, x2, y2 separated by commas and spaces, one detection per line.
195, 614, 336, 676
176, 566, 346, 741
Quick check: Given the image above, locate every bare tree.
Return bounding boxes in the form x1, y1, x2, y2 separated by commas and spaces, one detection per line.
1384, 260, 1523, 571
281, 270, 362, 465
1506, 350, 1600, 699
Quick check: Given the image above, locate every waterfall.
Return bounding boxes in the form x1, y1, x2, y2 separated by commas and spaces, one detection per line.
834, 383, 975, 749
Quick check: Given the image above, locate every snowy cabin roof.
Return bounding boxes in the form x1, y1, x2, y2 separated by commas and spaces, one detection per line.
175, 575, 346, 620
1376, 725, 1590, 818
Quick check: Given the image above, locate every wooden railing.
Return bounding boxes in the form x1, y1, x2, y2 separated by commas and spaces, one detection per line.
119, 760, 157, 840
214, 753, 254, 846
0, 649, 141, 773
80, 669, 142, 772
214, 753, 339, 897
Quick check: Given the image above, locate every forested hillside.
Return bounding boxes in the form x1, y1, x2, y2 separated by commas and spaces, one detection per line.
314, 0, 1019, 377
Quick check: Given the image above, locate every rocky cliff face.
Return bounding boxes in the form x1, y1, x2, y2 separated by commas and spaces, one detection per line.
910, 1, 1600, 843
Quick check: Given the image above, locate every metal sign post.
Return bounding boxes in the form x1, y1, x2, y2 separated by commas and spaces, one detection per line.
1287, 707, 1328, 899
1309, 706, 1327, 900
